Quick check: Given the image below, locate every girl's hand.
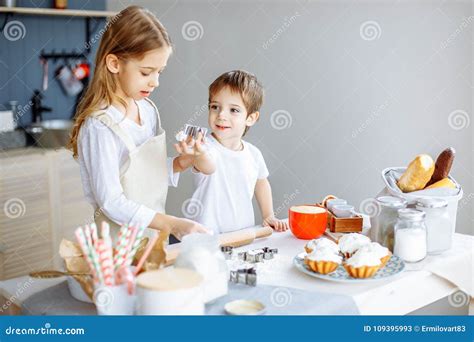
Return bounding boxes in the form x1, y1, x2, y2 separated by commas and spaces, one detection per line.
171, 217, 210, 240
263, 216, 289, 232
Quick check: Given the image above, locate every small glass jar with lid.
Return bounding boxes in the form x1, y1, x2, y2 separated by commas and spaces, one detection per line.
415, 198, 451, 255
394, 209, 427, 263
372, 196, 407, 251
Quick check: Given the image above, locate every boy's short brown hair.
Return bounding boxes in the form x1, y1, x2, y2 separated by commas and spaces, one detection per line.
209, 70, 264, 135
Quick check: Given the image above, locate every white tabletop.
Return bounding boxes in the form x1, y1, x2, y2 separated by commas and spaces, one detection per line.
1, 230, 472, 315
230, 230, 473, 315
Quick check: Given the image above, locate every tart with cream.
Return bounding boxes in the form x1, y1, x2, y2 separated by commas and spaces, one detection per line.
304, 247, 342, 274
304, 237, 339, 254
357, 242, 391, 266
338, 233, 371, 258
343, 250, 381, 278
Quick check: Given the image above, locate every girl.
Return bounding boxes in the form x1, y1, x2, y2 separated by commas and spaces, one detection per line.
68, 6, 209, 241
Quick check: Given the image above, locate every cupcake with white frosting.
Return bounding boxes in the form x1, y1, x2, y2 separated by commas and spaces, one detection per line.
304, 247, 342, 274
304, 237, 339, 254
357, 242, 391, 266
338, 233, 371, 258
343, 249, 381, 278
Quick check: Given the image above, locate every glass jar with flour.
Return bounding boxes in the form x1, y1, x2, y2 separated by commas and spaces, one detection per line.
372, 196, 407, 251
394, 209, 427, 263
415, 198, 451, 255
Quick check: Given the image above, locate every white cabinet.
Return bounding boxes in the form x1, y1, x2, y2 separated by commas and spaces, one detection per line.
0, 148, 92, 279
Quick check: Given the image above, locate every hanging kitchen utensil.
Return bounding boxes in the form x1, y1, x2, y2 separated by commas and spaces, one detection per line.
55, 64, 83, 97
72, 62, 90, 81
39, 57, 49, 91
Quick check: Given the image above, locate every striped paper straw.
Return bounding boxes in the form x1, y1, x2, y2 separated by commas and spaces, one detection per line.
74, 227, 100, 284
101, 222, 112, 248
117, 224, 128, 247
84, 225, 94, 250
114, 226, 132, 269
127, 226, 146, 266
90, 223, 99, 245
124, 226, 139, 267
97, 239, 114, 286
83, 225, 104, 284
115, 266, 135, 295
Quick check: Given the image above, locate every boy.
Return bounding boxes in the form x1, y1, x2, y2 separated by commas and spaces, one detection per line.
175, 70, 288, 234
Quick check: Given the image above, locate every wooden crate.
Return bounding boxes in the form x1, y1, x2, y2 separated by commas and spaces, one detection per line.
316, 203, 363, 233
327, 211, 363, 233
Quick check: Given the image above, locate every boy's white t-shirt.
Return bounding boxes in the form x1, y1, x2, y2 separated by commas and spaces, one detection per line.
186, 134, 269, 234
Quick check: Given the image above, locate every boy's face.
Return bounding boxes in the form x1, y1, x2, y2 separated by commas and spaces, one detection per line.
108, 47, 171, 101
208, 86, 258, 140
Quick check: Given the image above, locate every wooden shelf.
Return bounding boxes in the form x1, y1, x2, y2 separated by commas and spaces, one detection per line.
0, 6, 117, 18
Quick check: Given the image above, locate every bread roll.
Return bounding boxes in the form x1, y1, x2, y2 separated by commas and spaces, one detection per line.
426, 147, 455, 187
397, 154, 435, 192
425, 177, 456, 190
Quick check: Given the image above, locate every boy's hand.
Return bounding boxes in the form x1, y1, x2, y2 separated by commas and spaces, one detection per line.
263, 216, 289, 232
174, 132, 206, 157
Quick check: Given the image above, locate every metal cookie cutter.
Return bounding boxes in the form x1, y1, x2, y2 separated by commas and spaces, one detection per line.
220, 246, 234, 260
230, 267, 257, 286
261, 247, 278, 260
177, 124, 208, 141
238, 247, 278, 263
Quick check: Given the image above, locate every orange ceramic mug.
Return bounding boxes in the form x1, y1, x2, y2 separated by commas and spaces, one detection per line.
289, 205, 328, 240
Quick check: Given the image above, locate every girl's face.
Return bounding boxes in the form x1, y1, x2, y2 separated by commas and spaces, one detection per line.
107, 47, 171, 101
208, 86, 259, 141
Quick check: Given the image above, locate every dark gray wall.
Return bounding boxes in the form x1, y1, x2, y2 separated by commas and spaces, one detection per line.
0, 0, 106, 127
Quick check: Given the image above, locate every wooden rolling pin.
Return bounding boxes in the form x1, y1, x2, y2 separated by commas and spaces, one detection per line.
165, 225, 273, 265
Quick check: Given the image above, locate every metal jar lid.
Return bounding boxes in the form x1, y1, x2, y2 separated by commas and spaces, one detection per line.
415, 198, 448, 209
376, 196, 407, 208
397, 208, 426, 220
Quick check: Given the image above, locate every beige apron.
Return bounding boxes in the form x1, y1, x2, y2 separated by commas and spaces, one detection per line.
91, 99, 169, 242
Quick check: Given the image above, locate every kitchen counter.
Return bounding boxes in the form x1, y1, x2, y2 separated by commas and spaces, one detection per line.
1, 230, 472, 315
0, 146, 71, 158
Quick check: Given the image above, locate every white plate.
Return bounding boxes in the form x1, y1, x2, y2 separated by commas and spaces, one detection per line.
293, 252, 405, 283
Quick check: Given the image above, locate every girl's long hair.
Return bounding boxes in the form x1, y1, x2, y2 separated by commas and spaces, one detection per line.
68, 5, 172, 158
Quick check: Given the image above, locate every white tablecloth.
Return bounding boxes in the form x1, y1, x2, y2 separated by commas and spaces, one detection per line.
230, 230, 473, 315
1, 230, 472, 315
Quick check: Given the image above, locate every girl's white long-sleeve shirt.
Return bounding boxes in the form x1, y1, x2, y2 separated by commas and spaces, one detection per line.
77, 99, 179, 228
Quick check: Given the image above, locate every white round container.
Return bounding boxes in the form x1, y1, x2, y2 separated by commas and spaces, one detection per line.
94, 283, 136, 315
67, 276, 93, 303
136, 268, 204, 315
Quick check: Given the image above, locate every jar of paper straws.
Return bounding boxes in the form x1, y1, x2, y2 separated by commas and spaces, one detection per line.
74, 222, 159, 315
